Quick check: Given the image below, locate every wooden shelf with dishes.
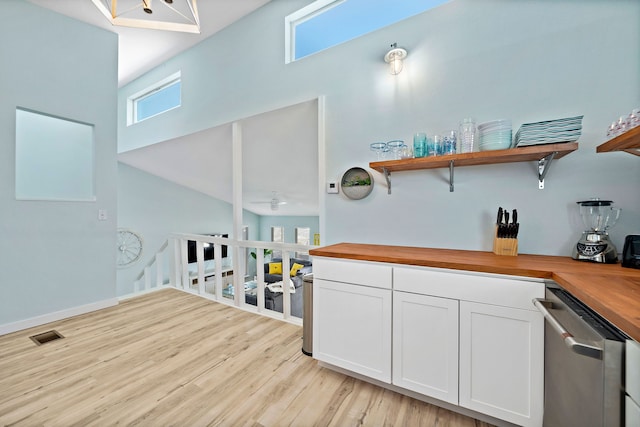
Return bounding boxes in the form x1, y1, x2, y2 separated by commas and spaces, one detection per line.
596, 126, 640, 156
369, 141, 578, 193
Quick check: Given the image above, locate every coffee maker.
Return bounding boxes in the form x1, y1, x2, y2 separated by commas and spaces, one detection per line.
572, 199, 621, 263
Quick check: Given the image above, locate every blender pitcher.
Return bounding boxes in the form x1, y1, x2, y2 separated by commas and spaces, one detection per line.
572, 199, 621, 263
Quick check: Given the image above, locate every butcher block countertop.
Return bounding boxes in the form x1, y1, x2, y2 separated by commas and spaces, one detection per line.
309, 243, 640, 341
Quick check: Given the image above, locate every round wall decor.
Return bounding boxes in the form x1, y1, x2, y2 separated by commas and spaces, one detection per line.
117, 228, 143, 268
341, 167, 374, 200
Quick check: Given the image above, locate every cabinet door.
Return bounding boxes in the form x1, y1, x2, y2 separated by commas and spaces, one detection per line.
393, 291, 459, 404
627, 395, 640, 427
459, 301, 543, 427
627, 340, 640, 409
313, 279, 392, 382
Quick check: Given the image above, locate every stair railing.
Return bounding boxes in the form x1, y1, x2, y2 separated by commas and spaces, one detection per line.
133, 240, 171, 293
169, 232, 313, 324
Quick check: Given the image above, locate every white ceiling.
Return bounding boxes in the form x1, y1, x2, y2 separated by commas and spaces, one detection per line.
118, 100, 320, 217
26, 0, 272, 87
27, 0, 320, 217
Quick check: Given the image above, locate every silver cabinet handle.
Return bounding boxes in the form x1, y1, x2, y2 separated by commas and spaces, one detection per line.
533, 298, 603, 360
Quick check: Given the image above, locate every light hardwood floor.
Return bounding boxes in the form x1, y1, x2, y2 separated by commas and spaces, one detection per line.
0, 289, 493, 426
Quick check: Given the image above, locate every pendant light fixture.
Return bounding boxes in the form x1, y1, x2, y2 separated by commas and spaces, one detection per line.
91, 0, 200, 33
384, 43, 408, 75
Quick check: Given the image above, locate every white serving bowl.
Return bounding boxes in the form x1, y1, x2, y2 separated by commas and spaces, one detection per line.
479, 140, 513, 151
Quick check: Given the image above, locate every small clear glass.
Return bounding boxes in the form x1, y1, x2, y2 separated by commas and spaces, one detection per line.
386, 140, 405, 160
606, 122, 617, 139
628, 108, 640, 129
443, 130, 457, 155
429, 135, 443, 156
370, 142, 388, 160
615, 116, 628, 136
459, 118, 477, 153
399, 145, 413, 159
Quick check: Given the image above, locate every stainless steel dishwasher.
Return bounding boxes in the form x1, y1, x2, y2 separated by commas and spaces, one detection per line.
533, 283, 627, 427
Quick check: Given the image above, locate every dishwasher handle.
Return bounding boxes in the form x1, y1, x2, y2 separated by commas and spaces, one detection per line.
533, 298, 603, 360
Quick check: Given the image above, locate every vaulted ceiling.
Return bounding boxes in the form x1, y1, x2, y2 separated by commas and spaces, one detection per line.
27, 0, 272, 86
26, 0, 320, 217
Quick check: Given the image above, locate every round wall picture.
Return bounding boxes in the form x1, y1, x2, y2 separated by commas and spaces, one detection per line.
341, 167, 374, 200
117, 228, 143, 268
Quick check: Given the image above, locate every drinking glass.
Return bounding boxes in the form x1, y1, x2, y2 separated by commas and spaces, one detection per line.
628, 108, 640, 129
615, 116, 628, 135
459, 118, 477, 153
399, 145, 413, 159
606, 122, 617, 139
413, 133, 426, 158
387, 140, 405, 160
370, 142, 388, 160
429, 135, 443, 156
443, 130, 457, 155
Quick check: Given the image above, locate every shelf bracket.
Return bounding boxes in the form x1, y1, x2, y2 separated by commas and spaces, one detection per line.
537, 151, 557, 189
449, 160, 455, 192
382, 167, 391, 194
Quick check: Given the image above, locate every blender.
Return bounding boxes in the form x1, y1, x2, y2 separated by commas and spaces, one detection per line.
572, 199, 621, 263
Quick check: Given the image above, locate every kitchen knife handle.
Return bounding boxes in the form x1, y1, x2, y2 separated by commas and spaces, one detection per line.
512, 209, 518, 224
497, 207, 503, 225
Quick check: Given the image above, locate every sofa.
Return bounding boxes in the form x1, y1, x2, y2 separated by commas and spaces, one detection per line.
246, 258, 312, 318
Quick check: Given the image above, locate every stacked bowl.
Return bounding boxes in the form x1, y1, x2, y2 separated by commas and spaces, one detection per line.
478, 119, 512, 151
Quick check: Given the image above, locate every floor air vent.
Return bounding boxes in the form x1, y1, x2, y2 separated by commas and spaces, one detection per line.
30, 330, 64, 346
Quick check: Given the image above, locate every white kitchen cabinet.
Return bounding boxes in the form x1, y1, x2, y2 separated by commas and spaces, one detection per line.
459, 301, 544, 427
627, 339, 640, 426
627, 396, 640, 427
313, 258, 392, 383
313, 258, 544, 426
392, 291, 459, 404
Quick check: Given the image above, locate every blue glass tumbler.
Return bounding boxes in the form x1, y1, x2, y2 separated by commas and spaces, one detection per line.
413, 133, 426, 158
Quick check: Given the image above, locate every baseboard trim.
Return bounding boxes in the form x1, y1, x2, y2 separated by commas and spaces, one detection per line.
0, 298, 119, 336
118, 285, 169, 301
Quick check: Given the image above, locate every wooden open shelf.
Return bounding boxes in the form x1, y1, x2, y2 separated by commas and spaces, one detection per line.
369, 142, 578, 192
370, 142, 578, 173
596, 126, 640, 156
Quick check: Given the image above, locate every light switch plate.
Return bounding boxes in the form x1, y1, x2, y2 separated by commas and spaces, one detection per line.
327, 181, 339, 194
98, 209, 108, 221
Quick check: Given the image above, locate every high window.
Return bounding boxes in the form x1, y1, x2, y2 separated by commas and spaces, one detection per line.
295, 227, 311, 260
271, 226, 284, 259
285, 0, 450, 63
127, 71, 181, 125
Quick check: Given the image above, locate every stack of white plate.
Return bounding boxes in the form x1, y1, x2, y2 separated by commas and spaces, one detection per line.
514, 115, 583, 147
478, 119, 512, 151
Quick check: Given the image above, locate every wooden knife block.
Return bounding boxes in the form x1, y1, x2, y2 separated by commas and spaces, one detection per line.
493, 225, 518, 256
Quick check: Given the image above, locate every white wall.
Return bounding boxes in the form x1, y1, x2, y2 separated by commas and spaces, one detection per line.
119, 0, 640, 257
0, 0, 118, 328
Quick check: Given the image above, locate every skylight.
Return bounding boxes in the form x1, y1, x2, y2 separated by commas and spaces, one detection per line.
285, 0, 450, 63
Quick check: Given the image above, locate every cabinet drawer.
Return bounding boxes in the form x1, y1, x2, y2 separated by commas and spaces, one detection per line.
393, 266, 544, 310
313, 257, 392, 289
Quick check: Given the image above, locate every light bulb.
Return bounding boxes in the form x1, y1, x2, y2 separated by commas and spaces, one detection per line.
390, 55, 404, 75
384, 44, 408, 75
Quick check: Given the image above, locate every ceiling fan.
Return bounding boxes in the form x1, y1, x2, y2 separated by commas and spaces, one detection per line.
251, 191, 287, 211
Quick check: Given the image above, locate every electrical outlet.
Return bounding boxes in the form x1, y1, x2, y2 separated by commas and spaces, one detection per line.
327, 181, 339, 194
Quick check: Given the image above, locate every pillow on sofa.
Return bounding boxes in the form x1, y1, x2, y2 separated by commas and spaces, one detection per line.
290, 262, 304, 276
268, 262, 282, 274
